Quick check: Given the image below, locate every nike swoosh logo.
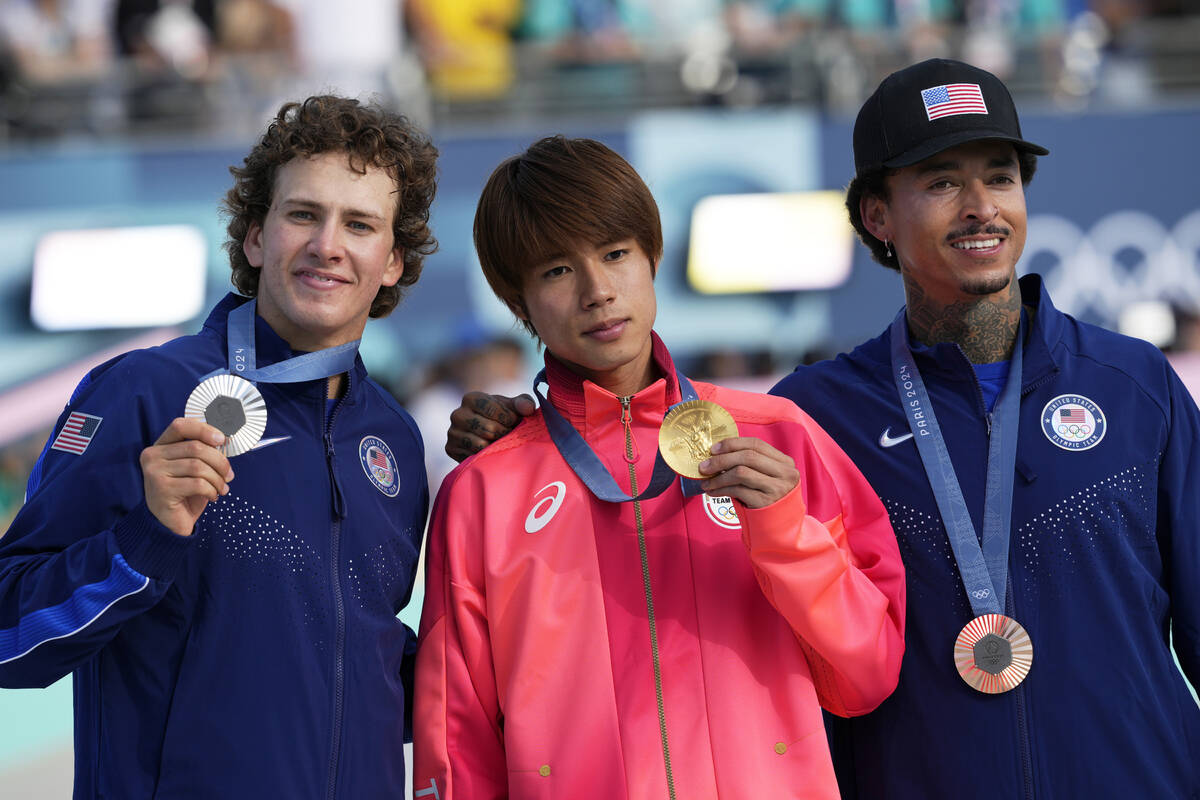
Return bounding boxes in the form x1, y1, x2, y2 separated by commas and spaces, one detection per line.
878, 427, 914, 448
250, 436, 291, 452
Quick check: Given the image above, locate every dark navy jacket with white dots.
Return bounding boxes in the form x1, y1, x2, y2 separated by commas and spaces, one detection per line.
773, 274, 1200, 799
0, 293, 428, 799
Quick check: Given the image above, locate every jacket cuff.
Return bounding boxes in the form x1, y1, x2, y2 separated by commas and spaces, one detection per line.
112, 500, 194, 582
740, 480, 809, 549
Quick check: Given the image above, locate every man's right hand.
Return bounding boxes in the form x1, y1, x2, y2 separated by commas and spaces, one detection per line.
445, 392, 536, 462
141, 418, 234, 537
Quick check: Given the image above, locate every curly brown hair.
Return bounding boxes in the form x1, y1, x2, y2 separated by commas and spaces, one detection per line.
845, 149, 1039, 272
221, 95, 438, 318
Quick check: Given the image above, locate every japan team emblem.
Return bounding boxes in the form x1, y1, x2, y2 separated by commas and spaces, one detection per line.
359, 436, 400, 497
1040, 394, 1106, 451
703, 493, 741, 529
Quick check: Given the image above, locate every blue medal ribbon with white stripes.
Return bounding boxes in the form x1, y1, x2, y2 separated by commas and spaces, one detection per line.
889, 309, 1024, 618
534, 369, 705, 503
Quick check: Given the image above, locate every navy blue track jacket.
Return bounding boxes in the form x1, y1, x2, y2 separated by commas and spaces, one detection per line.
0, 294, 428, 799
772, 274, 1200, 799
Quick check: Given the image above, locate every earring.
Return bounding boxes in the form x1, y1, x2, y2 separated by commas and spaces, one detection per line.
885, 240, 893, 260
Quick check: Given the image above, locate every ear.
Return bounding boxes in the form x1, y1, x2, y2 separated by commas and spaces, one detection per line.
243, 221, 265, 268
506, 297, 529, 322
860, 192, 891, 245
381, 245, 405, 288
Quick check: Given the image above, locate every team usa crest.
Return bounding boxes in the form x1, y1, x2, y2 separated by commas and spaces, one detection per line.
1041, 394, 1106, 451
359, 436, 400, 497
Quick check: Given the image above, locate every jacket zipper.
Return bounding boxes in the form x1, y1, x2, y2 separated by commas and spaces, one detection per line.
324, 379, 349, 800
1013, 370, 1055, 800
1007, 572, 1035, 800
622, 395, 676, 800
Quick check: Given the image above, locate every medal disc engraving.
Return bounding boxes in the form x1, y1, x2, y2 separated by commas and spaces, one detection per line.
954, 614, 1033, 693
659, 400, 738, 479
185, 374, 267, 457
205, 395, 247, 435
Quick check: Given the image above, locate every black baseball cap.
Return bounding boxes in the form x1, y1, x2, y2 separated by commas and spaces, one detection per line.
853, 58, 1049, 176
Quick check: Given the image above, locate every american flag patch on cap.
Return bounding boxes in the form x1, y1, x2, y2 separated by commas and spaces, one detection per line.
51, 412, 103, 455
921, 83, 988, 121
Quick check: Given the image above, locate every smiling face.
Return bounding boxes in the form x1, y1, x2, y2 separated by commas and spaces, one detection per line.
514, 239, 658, 397
862, 139, 1027, 306
242, 152, 403, 351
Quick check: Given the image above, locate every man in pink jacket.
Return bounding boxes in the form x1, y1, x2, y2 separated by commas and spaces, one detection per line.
413, 135, 905, 799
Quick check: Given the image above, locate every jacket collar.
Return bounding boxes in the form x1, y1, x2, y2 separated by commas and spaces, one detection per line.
202, 293, 369, 396
544, 331, 679, 424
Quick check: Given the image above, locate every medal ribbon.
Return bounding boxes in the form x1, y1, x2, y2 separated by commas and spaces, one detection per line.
533, 368, 705, 503
217, 298, 360, 384
889, 310, 1024, 617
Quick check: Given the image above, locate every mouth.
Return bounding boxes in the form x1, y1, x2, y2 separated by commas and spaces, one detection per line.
947, 224, 1010, 255
296, 269, 351, 287
584, 318, 629, 342
951, 237, 1002, 251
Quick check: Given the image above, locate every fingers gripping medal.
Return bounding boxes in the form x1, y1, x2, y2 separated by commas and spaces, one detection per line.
185, 374, 267, 457
659, 400, 738, 479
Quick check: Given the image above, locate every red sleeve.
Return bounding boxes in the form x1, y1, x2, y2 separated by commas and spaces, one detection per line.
739, 411, 906, 717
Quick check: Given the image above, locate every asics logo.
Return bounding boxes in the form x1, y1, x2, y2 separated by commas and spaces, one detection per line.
525, 481, 566, 533
878, 427, 914, 448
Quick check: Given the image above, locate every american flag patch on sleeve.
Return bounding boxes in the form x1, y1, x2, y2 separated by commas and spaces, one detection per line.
51, 412, 103, 455
921, 83, 988, 121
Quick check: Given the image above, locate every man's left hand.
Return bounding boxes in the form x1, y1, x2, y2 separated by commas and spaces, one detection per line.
698, 437, 799, 509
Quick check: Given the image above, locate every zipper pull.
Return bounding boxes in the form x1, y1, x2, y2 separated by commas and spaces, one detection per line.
619, 395, 639, 464
325, 430, 347, 519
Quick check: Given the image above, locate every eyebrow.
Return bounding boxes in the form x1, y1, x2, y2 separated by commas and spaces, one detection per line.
278, 197, 387, 222
916, 154, 1018, 175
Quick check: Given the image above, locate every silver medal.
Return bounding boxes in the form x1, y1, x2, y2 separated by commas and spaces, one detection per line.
185, 374, 267, 457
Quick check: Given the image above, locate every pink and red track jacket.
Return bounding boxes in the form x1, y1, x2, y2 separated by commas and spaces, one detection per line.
414, 337, 905, 799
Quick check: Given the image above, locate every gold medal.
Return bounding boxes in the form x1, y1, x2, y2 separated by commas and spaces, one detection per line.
659, 400, 738, 479
184, 374, 268, 458
953, 613, 1033, 694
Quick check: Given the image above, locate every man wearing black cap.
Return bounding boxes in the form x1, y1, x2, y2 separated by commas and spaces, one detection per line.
445, 58, 1200, 798
771, 58, 1200, 798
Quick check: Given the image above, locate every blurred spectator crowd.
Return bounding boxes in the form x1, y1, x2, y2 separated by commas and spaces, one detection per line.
2, 0, 1200, 141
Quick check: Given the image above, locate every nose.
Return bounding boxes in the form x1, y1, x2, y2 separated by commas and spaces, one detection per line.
578, 261, 615, 308
308, 220, 344, 262
960, 179, 998, 223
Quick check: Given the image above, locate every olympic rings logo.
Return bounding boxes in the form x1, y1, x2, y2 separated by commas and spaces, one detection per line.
971, 589, 991, 600
1024, 209, 1200, 328
1056, 423, 1092, 439
703, 494, 741, 530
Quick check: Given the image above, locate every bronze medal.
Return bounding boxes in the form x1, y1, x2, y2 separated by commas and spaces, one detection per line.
953, 613, 1033, 694
185, 374, 267, 457
659, 400, 738, 479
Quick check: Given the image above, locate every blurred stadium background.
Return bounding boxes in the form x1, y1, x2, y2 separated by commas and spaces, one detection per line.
2, 0, 1199, 795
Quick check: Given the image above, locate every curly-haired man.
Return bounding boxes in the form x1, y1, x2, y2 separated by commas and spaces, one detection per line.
0, 95, 438, 799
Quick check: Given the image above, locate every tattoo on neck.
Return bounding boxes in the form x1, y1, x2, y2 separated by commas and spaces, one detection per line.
903, 276, 1022, 364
